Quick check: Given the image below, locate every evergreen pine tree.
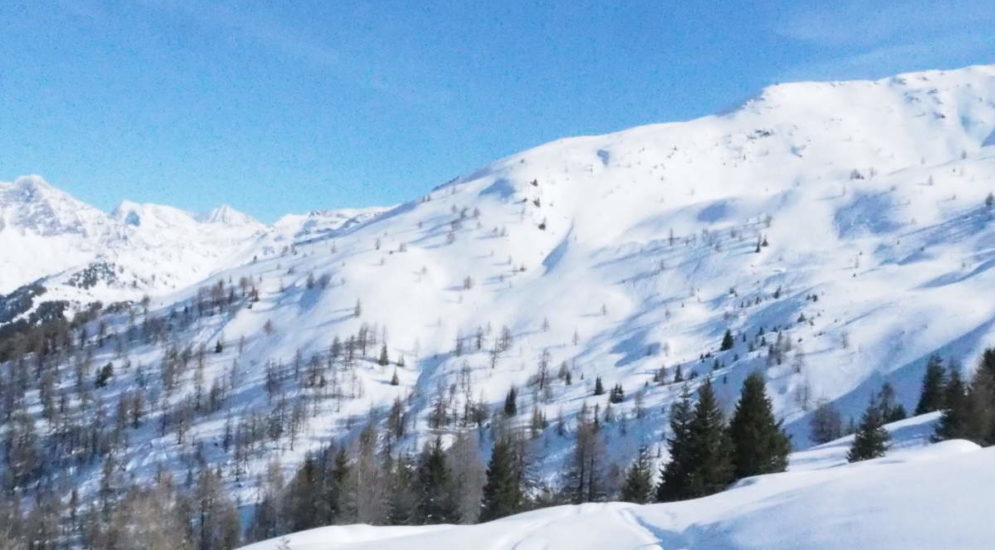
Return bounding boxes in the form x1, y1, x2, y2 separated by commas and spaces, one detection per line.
609, 384, 625, 404
96, 362, 114, 388
619, 447, 654, 504
414, 437, 460, 524
981, 347, 995, 378
685, 380, 734, 497
847, 397, 890, 462
480, 438, 523, 521
503, 387, 518, 417
386, 454, 418, 525
963, 355, 995, 445
593, 377, 605, 396
933, 368, 970, 442
727, 372, 791, 479
378, 344, 389, 366
657, 385, 694, 502
280, 455, 324, 532
915, 355, 947, 415
720, 329, 734, 351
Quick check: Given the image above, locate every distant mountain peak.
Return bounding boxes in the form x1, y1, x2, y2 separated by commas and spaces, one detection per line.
199, 204, 260, 226
12, 174, 55, 195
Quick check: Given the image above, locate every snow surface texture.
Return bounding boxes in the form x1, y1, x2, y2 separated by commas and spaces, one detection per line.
4, 64, 995, 507
243, 416, 993, 550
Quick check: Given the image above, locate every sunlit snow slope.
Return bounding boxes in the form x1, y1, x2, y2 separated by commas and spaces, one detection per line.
4, 63, 995, 502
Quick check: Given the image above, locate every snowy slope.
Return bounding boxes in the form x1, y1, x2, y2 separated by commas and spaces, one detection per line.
242, 417, 992, 550
5, 64, 995, 512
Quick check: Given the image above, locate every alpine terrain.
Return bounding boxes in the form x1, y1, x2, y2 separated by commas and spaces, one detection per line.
3, 63, 995, 549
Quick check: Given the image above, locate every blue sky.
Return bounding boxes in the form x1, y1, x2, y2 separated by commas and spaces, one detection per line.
2, 0, 994, 222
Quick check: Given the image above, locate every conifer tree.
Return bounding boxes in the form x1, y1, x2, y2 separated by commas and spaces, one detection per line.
728, 372, 791, 479
982, 347, 995, 377
657, 384, 694, 502
96, 362, 114, 388
847, 397, 890, 462
933, 368, 970, 442
593, 377, 605, 396
280, 455, 324, 532
915, 355, 947, 415
685, 380, 734, 496
480, 437, 523, 521
720, 329, 734, 351
503, 387, 518, 417
965, 365, 995, 446
386, 453, 418, 526
609, 384, 625, 404
619, 447, 654, 504
378, 344, 389, 366
414, 438, 459, 524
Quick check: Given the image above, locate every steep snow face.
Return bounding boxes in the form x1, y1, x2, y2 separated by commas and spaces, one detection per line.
5, 64, 995, 514
0, 175, 118, 293
242, 419, 993, 550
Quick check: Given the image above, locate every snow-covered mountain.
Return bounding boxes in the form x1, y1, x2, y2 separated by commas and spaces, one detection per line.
4, 63, 995, 541
0, 176, 385, 321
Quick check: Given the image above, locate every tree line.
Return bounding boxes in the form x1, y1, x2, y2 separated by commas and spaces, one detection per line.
240, 370, 793, 544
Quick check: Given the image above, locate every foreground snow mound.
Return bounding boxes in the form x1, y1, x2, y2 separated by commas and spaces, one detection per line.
244, 441, 990, 550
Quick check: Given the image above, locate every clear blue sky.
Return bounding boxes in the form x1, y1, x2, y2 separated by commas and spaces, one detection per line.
2, 0, 994, 222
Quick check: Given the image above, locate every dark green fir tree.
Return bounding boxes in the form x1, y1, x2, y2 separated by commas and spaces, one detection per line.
619, 447, 655, 504
727, 372, 791, 479
915, 355, 947, 415
480, 437, 523, 521
847, 397, 890, 462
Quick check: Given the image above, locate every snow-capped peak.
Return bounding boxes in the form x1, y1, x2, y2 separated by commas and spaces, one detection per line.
0, 175, 111, 238
198, 204, 261, 227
